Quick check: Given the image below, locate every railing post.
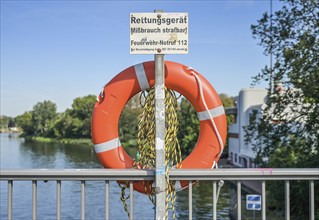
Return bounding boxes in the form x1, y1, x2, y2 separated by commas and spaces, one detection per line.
285, 180, 290, 220
188, 181, 192, 220
32, 180, 37, 220
8, 180, 12, 220
262, 180, 266, 220
57, 180, 61, 220
105, 180, 109, 220
213, 181, 217, 220
237, 181, 241, 220
154, 9, 166, 220
81, 180, 85, 220
130, 181, 134, 220
309, 180, 314, 220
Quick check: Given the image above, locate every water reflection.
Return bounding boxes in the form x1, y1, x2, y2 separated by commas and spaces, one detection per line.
0, 134, 155, 219
20, 139, 102, 168
175, 181, 234, 219
1, 134, 237, 219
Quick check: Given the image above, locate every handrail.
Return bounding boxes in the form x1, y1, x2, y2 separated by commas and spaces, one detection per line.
0, 169, 154, 181
1, 168, 318, 180
170, 168, 319, 180
1, 168, 318, 220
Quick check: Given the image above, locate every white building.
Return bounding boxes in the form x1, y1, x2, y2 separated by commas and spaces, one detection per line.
227, 88, 267, 168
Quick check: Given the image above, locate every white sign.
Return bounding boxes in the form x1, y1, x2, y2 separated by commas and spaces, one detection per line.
246, 194, 262, 211
130, 13, 188, 54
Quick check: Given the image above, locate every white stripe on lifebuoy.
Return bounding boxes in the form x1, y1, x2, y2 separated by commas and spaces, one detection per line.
197, 105, 225, 121
134, 63, 149, 90
94, 137, 121, 153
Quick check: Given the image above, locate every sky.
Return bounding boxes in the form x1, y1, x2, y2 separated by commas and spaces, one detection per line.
1, 0, 282, 117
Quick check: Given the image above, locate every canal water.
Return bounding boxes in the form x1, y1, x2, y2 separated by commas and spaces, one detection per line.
0, 133, 237, 219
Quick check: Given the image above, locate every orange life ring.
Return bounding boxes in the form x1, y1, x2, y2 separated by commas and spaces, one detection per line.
91, 61, 227, 194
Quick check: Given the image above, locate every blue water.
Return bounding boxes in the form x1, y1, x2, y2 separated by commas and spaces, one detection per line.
0, 133, 234, 219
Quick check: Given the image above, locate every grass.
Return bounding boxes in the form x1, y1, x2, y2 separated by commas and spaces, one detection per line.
30, 136, 93, 146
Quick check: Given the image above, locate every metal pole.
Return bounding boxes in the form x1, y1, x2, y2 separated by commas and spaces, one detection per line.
269, 0, 273, 94
154, 9, 166, 220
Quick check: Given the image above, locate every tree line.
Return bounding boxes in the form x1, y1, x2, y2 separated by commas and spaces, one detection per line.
0, 116, 16, 132
14, 95, 96, 139
6, 93, 234, 153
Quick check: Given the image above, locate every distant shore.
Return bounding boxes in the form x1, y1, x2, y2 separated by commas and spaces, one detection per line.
22, 135, 93, 146
0, 128, 21, 133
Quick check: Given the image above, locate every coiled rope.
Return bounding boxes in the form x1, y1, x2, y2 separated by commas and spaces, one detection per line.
119, 87, 182, 220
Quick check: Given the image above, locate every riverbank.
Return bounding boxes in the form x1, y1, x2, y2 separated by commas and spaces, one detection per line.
0, 129, 21, 133
25, 136, 93, 146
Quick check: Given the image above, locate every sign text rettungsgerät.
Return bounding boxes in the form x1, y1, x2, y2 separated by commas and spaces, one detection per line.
130, 13, 188, 54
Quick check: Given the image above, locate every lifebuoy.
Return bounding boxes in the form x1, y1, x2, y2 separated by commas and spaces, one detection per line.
91, 61, 227, 194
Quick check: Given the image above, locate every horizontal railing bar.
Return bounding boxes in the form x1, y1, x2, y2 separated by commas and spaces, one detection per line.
169, 169, 319, 181
0, 169, 318, 181
0, 169, 154, 181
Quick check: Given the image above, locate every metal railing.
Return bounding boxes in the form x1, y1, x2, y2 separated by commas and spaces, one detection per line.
1, 168, 318, 220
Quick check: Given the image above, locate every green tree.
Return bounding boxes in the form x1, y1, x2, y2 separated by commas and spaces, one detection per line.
71, 95, 96, 120
219, 93, 234, 108
53, 110, 75, 138
48, 111, 70, 138
219, 93, 235, 158
248, 0, 319, 218
177, 98, 199, 157
8, 118, 15, 128
219, 93, 235, 124
31, 100, 58, 136
15, 111, 33, 136
0, 116, 11, 131
15, 96, 96, 139
250, 0, 319, 167
62, 95, 96, 138
119, 97, 142, 148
